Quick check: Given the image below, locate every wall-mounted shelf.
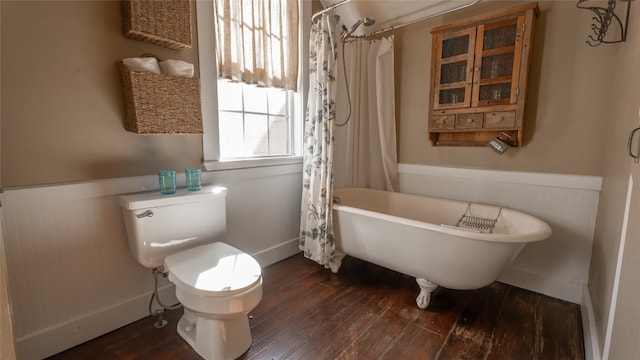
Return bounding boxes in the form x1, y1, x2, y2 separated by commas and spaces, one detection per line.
117, 61, 202, 134
121, 0, 192, 51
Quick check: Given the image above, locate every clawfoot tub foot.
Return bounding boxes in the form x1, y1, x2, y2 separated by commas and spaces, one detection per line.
415, 278, 438, 309
330, 251, 346, 274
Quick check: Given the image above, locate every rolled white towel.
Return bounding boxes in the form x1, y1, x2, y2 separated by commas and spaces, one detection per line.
159, 59, 194, 78
122, 57, 161, 74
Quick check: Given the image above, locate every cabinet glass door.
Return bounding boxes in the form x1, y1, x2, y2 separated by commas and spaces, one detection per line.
472, 16, 524, 107
433, 28, 476, 110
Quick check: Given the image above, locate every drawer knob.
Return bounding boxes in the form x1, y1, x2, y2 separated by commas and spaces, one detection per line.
466, 118, 473, 123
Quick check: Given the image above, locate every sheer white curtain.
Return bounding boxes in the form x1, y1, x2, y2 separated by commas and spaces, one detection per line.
213, 0, 298, 90
334, 36, 399, 191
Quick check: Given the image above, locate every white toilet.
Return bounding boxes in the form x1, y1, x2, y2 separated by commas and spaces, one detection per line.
118, 187, 262, 360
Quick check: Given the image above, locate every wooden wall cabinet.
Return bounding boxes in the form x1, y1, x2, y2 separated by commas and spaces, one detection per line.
428, 2, 539, 147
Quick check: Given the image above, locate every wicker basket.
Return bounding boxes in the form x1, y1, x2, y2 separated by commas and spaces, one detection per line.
121, 0, 192, 51
117, 61, 203, 134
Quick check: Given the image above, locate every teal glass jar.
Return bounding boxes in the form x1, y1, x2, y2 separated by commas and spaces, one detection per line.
158, 170, 177, 194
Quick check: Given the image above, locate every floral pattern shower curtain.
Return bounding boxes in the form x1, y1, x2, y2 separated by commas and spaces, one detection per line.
299, 13, 341, 268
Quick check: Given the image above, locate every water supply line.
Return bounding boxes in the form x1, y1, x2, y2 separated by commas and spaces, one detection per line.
148, 267, 182, 328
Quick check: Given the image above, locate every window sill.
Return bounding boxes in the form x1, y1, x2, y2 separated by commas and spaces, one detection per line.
203, 156, 303, 172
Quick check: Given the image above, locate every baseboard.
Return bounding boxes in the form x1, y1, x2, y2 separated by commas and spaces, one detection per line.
15, 284, 178, 360
498, 266, 583, 304
251, 238, 301, 268
582, 285, 602, 360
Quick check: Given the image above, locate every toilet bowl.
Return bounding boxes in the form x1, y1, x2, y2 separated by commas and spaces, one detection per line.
165, 242, 262, 359
118, 188, 262, 360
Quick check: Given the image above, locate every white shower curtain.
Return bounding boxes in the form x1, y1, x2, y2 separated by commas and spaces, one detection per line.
334, 36, 399, 191
299, 13, 342, 269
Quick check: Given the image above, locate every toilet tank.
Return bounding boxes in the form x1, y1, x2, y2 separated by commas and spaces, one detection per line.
118, 187, 227, 268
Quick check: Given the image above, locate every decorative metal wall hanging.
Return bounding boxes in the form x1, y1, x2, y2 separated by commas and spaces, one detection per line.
577, 0, 633, 46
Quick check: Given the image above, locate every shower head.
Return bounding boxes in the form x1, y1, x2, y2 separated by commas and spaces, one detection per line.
362, 16, 376, 26
342, 16, 376, 40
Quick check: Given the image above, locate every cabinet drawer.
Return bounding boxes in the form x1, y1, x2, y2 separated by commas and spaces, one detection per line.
455, 113, 484, 129
485, 111, 516, 128
431, 115, 455, 130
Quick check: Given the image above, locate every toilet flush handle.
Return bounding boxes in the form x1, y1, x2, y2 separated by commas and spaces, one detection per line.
136, 210, 154, 218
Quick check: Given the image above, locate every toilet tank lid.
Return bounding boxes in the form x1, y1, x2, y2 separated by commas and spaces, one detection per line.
118, 186, 227, 210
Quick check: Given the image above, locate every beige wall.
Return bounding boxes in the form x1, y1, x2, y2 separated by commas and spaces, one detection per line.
1, 1, 202, 187
588, 2, 640, 354
311, 0, 323, 15
394, 1, 615, 176
2, 1, 614, 187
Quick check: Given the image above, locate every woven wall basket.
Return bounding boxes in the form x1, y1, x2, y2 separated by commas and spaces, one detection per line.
117, 61, 203, 134
121, 0, 192, 51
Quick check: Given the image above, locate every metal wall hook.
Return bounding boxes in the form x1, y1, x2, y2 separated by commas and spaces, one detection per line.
577, 0, 634, 46
627, 127, 640, 163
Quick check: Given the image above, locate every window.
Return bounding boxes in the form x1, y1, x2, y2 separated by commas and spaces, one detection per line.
217, 81, 294, 158
196, 0, 309, 170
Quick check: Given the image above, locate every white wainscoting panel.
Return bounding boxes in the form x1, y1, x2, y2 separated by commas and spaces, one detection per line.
1, 164, 302, 359
398, 164, 602, 304
2, 193, 164, 359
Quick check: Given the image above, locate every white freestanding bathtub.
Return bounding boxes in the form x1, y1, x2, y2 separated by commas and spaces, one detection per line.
331, 188, 552, 308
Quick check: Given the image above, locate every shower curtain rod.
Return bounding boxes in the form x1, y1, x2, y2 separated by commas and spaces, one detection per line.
311, 0, 352, 23
358, 0, 483, 39
337, 0, 484, 41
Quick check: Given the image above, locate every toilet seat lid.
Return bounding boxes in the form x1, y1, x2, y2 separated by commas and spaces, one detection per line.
164, 242, 261, 296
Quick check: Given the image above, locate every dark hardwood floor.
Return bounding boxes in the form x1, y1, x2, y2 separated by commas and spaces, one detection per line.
48, 253, 584, 359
